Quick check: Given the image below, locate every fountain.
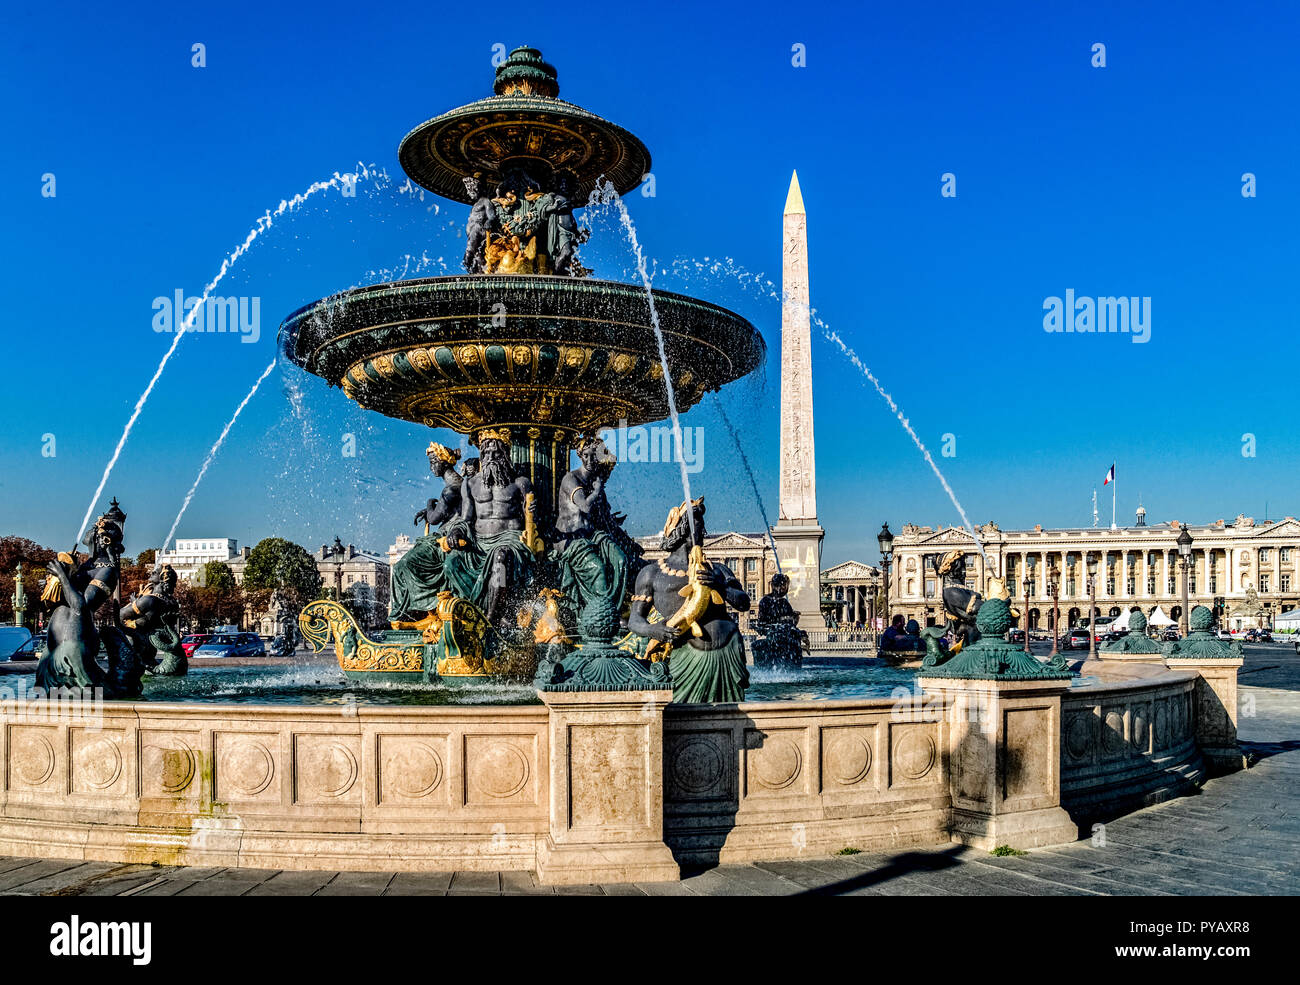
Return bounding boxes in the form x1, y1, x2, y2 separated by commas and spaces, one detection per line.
282, 47, 765, 698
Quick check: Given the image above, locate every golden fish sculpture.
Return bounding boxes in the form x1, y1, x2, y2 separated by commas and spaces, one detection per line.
644, 545, 723, 661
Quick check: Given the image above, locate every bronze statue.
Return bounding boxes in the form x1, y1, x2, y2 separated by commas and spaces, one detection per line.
390, 442, 465, 628
121, 563, 187, 676
551, 438, 630, 648
627, 497, 750, 703
752, 572, 807, 668
441, 430, 539, 624
36, 501, 145, 698
937, 551, 984, 649
461, 173, 499, 274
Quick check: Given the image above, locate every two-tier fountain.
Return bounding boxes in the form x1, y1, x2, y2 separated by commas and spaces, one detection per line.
283, 47, 765, 699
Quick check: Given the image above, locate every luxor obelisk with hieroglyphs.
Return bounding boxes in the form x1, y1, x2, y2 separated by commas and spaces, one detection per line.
771, 171, 825, 623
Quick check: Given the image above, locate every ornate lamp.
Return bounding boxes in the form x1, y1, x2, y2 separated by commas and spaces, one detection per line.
1047, 559, 1061, 657
1022, 554, 1037, 654
1177, 524, 1193, 637
1086, 552, 1099, 659
877, 523, 894, 625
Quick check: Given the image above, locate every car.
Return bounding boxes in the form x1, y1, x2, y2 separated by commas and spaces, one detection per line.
1061, 628, 1092, 650
1006, 628, 1026, 643
8, 632, 46, 661
0, 626, 35, 661
1162, 627, 1181, 642
192, 633, 265, 659
181, 634, 212, 658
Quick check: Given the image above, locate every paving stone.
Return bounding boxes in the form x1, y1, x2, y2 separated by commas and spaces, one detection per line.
313, 871, 396, 896
246, 870, 339, 896
447, 871, 500, 894
386, 872, 455, 896
0, 860, 87, 893
500, 870, 553, 895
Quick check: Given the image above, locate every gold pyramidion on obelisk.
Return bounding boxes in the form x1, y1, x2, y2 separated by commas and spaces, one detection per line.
772, 169, 825, 622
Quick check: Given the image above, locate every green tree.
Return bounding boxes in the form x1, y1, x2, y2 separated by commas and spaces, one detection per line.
242, 537, 323, 612
179, 562, 242, 630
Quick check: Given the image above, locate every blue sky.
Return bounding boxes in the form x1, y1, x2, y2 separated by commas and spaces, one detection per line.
2, 0, 1297, 565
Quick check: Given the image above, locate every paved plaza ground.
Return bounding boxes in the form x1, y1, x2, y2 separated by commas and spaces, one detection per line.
2, 645, 1297, 897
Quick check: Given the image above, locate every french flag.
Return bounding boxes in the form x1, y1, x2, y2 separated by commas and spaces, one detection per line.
1103, 463, 1115, 486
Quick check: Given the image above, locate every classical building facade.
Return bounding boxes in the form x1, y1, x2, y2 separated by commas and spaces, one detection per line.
822, 560, 883, 627
888, 510, 1300, 630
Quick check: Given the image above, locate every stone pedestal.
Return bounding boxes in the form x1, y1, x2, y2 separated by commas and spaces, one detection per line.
535, 689, 679, 885
770, 523, 825, 625
1165, 656, 1246, 775
918, 676, 1079, 851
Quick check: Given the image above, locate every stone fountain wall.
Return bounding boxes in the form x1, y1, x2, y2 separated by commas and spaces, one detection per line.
0, 661, 1234, 883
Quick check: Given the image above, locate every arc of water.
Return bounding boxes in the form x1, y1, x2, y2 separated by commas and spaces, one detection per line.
660, 255, 989, 566
74, 163, 379, 546
812, 314, 988, 565
161, 359, 279, 554
709, 394, 781, 575
590, 180, 698, 545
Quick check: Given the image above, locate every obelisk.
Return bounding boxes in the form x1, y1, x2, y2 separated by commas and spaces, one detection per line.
771, 170, 825, 624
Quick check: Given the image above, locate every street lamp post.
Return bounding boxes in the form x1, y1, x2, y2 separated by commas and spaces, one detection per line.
1047, 559, 1060, 658
877, 523, 894, 631
1177, 523, 1193, 638
1023, 554, 1036, 654
11, 563, 26, 632
1086, 552, 1099, 660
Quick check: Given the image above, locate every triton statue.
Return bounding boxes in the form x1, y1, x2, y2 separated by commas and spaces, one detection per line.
35, 500, 146, 698
628, 498, 750, 703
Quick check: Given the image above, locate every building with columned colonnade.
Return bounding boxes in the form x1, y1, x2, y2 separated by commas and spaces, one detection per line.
887, 508, 1300, 631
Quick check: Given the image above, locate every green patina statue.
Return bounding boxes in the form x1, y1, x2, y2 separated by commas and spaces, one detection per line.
121, 564, 188, 676
921, 597, 1073, 680
1100, 609, 1163, 655
1163, 605, 1244, 660
389, 442, 474, 628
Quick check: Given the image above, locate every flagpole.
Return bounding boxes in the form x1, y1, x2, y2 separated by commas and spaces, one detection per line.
1111, 463, 1117, 530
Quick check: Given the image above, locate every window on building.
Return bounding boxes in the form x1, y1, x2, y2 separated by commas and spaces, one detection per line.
1281, 574, 1291, 592
1126, 576, 1136, 594
1209, 576, 1218, 593
835, 587, 843, 600
1281, 548, 1291, 562
924, 578, 935, 596
1260, 574, 1270, 592
1260, 548, 1271, 564
746, 558, 757, 573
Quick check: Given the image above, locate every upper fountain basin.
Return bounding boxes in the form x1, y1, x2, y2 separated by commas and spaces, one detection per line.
278, 274, 766, 434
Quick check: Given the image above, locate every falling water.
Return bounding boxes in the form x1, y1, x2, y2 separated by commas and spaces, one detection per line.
589, 180, 697, 543
161, 358, 279, 553
811, 314, 988, 565
74, 164, 381, 545
709, 394, 781, 574
662, 256, 989, 564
